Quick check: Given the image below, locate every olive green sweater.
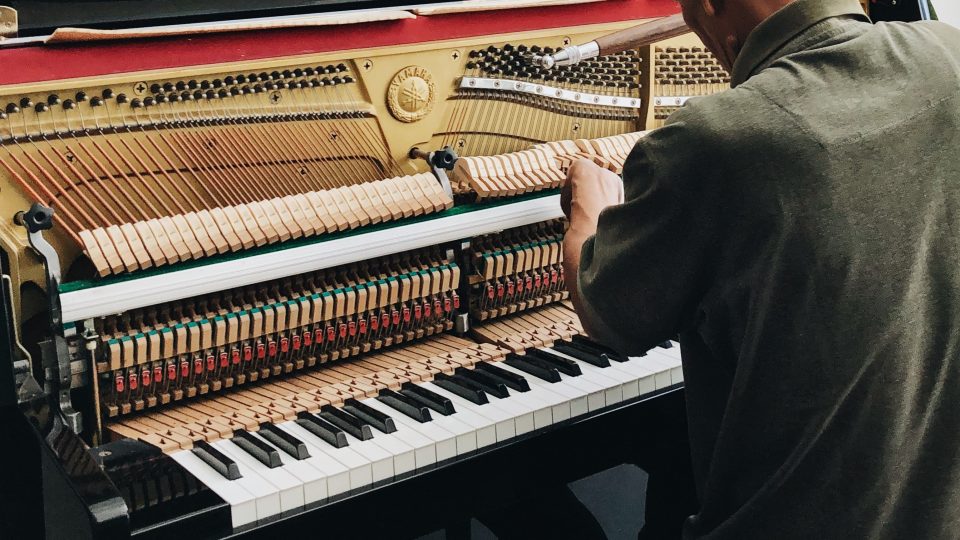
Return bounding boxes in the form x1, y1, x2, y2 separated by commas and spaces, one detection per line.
576, 0, 960, 537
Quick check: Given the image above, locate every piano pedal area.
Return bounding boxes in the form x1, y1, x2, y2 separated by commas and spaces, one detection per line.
78, 219, 685, 533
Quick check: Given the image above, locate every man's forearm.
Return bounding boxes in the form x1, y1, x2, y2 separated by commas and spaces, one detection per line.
563, 224, 600, 338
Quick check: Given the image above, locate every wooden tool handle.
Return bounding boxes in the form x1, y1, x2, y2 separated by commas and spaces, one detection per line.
595, 13, 690, 55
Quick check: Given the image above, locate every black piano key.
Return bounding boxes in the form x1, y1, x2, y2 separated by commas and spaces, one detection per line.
296, 411, 349, 448
344, 398, 397, 434
232, 430, 283, 468
433, 372, 490, 405
568, 336, 627, 363
259, 423, 311, 460
378, 389, 433, 423
563, 336, 628, 364
552, 342, 611, 368
400, 383, 456, 416
320, 405, 374, 441
505, 353, 562, 383
527, 349, 582, 376
475, 361, 531, 392
193, 440, 242, 480
455, 367, 510, 398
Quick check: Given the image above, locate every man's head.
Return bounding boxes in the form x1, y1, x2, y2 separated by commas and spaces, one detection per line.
675, 0, 794, 71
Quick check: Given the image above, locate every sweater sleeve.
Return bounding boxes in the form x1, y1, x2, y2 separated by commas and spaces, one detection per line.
575, 118, 721, 355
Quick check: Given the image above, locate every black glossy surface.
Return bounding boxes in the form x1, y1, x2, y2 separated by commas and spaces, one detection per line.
504, 354, 562, 383
344, 398, 397, 434
259, 423, 312, 460
4, 0, 460, 37
296, 411, 349, 448
378, 389, 433, 423
475, 362, 531, 392
401, 383, 456, 416
233, 430, 283, 468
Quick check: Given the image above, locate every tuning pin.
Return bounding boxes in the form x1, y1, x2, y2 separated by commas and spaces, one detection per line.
62, 99, 76, 110
102, 88, 115, 100
336, 63, 347, 73
167, 93, 181, 102
143, 96, 156, 107
34, 103, 49, 113
193, 90, 204, 100
150, 83, 162, 94
212, 79, 223, 88
205, 90, 217, 99
176, 81, 187, 91
19, 97, 33, 109
224, 76, 235, 85
115, 93, 128, 104
181, 91, 193, 101
0, 112, 5, 120
343, 75, 355, 84
75, 91, 88, 103
200, 80, 211, 89
188, 80, 199, 89
293, 68, 304, 77
130, 98, 143, 108
310, 78, 322, 87
252, 84, 264, 93
4, 103, 17, 114
236, 74, 247, 84
155, 94, 169, 104
271, 71, 282, 80
240, 85, 252, 95
90, 97, 104, 107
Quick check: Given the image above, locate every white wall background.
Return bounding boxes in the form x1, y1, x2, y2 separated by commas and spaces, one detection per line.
931, 0, 960, 26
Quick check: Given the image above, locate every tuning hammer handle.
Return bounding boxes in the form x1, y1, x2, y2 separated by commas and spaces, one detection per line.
595, 13, 689, 56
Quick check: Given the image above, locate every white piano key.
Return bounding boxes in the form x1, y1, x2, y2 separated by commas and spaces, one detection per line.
492, 362, 576, 422
355, 399, 439, 469
363, 397, 458, 461
474, 367, 557, 430
635, 352, 676, 389
170, 450, 258, 529
214, 439, 304, 514
278, 422, 374, 491
541, 349, 625, 405
273, 421, 351, 498
191, 442, 281, 522
420, 381, 517, 443
647, 345, 684, 383
407, 392, 497, 449
248, 431, 328, 506
364, 429, 417, 477
340, 431, 395, 484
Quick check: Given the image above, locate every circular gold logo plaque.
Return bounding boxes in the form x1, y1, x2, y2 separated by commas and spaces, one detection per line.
387, 66, 436, 123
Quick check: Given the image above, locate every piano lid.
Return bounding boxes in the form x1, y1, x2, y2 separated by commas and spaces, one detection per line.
1, 0, 461, 38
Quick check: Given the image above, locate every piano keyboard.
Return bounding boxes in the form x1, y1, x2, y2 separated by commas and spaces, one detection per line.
169, 338, 683, 528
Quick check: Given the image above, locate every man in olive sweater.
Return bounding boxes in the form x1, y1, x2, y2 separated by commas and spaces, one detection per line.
562, 0, 960, 537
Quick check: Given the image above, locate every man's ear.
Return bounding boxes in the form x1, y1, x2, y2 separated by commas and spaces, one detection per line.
700, 0, 720, 17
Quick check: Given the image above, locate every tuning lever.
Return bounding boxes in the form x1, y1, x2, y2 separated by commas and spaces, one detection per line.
531, 13, 688, 69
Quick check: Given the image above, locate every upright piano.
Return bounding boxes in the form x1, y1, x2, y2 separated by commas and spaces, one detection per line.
0, 0, 928, 538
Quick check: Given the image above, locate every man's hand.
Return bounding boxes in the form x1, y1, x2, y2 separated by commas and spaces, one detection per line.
561, 159, 624, 340
561, 158, 625, 237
